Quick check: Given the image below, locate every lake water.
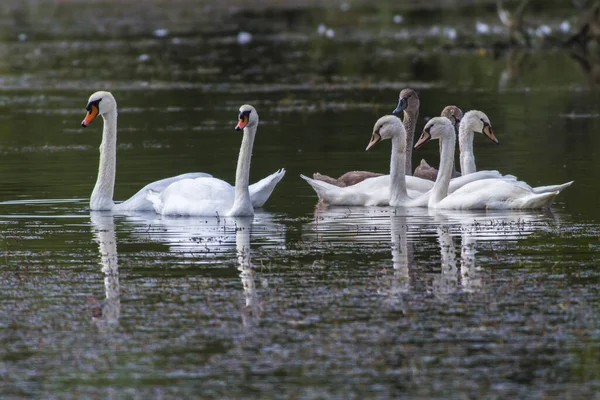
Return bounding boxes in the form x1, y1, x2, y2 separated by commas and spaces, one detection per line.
1, 1, 599, 398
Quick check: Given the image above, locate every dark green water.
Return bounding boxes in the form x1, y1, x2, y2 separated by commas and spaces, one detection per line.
1, 1, 599, 398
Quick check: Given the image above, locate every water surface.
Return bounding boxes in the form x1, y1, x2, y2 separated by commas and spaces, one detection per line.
1, 1, 599, 398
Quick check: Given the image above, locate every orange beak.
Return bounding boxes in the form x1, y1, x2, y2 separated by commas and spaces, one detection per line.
482, 125, 499, 144
235, 115, 249, 131
81, 104, 99, 127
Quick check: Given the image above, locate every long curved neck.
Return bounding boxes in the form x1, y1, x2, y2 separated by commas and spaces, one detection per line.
91, 111, 117, 210
429, 130, 456, 207
390, 133, 409, 206
459, 123, 476, 175
403, 109, 418, 176
229, 125, 255, 216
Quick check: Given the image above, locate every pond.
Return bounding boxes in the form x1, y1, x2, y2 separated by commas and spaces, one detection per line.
1, 1, 599, 398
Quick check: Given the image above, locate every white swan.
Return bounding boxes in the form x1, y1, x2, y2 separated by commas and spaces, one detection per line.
413, 117, 572, 209
147, 104, 284, 216
458, 110, 570, 194
82, 91, 285, 211
300, 116, 504, 206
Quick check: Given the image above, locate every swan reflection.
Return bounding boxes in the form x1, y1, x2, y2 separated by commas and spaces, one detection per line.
119, 212, 272, 328
235, 217, 262, 328
89, 211, 120, 328
306, 206, 556, 298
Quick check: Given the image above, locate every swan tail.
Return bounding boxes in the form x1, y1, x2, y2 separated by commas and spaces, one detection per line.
419, 159, 431, 168
249, 168, 286, 208
300, 174, 341, 202
517, 191, 559, 209
146, 189, 163, 213
532, 181, 574, 194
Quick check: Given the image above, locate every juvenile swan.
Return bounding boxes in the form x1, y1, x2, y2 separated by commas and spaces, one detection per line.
414, 105, 464, 181
82, 92, 284, 211
147, 105, 285, 216
300, 116, 505, 206
413, 117, 572, 209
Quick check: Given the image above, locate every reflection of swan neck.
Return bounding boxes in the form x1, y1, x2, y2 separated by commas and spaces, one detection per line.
460, 233, 481, 292
403, 109, 418, 176
430, 130, 456, 207
230, 125, 255, 216
91, 111, 117, 210
390, 216, 409, 285
459, 122, 476, 175
390, 134, 409, 206
236, 221, 260, 327
93, 214, 120, 325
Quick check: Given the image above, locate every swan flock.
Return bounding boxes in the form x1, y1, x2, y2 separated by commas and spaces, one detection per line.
81, 90, 571, 215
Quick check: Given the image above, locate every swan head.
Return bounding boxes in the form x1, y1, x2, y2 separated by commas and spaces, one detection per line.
414, 117, 453, 149
81, 91, 116, 127
392, 88, 419, 115
462, 110, 499, 144
365, 115, 406, 151
441, 105, 463, 131
235, 104, 258, 131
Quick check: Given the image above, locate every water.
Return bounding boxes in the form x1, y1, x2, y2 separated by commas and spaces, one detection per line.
1, 1, 600, 398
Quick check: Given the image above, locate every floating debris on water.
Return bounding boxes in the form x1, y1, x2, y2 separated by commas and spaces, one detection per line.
153, 28, 169, 38
237, 31, 252, 45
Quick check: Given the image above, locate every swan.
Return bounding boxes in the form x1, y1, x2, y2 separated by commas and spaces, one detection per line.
456, 110, 571, 193
413, 117, 572, 209
147, 104, 284, 216
414, 105, 463, 181
82, 91, 284, 211
301, 116, 505, 206
311, 88, 420, 187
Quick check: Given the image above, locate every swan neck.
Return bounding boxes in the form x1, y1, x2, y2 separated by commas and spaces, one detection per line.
390, 134, 409, 206
429, 131, 456, 207
403, 109, 418, 176
459, 123, 476, 175
230, 125, 255, 215
91, 111, 117, 210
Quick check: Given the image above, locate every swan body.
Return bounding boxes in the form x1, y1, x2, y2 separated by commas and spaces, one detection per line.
301, 116, 505, 206
148, 105, 284, 217
414, 117, 571, 209
82, 91, 283, 211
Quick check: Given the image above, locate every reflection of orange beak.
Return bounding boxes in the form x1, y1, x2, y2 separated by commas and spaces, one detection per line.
414, 131, 432, 150
482, 125, 499, 144
81, 105, 99, 127
235, 115, 248, 131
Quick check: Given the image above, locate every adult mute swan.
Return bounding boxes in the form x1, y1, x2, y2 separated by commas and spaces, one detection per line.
300, 116, 504, 206
311, 88, 420, 187
81, 92, 284, 211
147, 104, 284, 216
413, 117, 571, 209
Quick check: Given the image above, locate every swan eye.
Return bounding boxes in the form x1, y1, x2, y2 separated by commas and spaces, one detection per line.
82, 99, 102, 127
85, 99, 101, 112
235, 110, 251, 131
